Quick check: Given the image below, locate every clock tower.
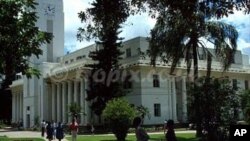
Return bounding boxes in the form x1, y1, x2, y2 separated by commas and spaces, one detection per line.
21, 0, 64, 128
35, 0, 64, 63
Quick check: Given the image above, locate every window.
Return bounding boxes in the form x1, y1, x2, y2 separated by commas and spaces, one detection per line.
199, 53, 205, 60
70, 59, 74, 62
27, 106, 30, 111
123, 74, 132, 89
15, 74, 22, 80
245, 80, 249, 90
137, 48, 141, 55
126, 48, 131, 58
186, 52, 193, 59
154, 104, 161, 117
153, 75, 160, 87
232, 79, 237, 89
232, 56, 235, 63
65, 61, 68, 64
76, 56, 82, 60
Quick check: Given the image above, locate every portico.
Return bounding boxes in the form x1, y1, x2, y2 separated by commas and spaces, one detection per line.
44, 69, 91, 125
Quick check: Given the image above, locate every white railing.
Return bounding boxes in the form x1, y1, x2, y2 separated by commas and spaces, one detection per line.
121, 55, 250, 73
49, 55, 250, 75
49, 58, 94, 75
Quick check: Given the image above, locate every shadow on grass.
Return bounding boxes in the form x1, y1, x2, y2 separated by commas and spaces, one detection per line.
100, 140, 133, 141
177, 137, 199, 141
99, 137, 198, 141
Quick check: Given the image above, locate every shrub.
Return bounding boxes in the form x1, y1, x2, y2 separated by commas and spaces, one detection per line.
240, 90, 250, 124
103, 98, 136, 141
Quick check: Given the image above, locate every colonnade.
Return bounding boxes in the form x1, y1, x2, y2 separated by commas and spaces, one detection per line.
12, 92, 23, 123
48, 78, 90, 125
11, 75, 188, 126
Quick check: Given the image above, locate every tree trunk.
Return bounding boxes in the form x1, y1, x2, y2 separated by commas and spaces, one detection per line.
192, 39, 203, 137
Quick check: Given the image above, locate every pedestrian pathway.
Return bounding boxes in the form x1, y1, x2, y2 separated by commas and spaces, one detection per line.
0, 128, 69, 141
0, 127, 195, 141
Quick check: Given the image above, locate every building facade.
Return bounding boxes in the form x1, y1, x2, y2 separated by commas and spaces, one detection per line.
10, 0, 250, 128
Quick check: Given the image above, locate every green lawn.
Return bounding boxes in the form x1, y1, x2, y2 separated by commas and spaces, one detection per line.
66, 133, 198, 141
0, 136, 44, 141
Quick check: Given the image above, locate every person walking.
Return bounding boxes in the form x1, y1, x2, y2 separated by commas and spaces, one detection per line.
56, 122, 64, 141
41, 120, 46, 137
46, 122, 53, 141
165, 119, 177, 141
133, 117, 150, 141
52, 121, 57, 140
69, 118, 79, 141
163, 119, 167, 134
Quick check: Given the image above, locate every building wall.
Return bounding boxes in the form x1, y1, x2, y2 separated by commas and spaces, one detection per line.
140, 67, 177, 124
60, 44, 96, 65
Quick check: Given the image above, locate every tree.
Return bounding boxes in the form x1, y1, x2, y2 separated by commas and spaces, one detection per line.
188, 77, 240, 141
68, 102, 83, 120
103, 98, 136, 141
0, 0, 52, 90
149, 9, 238, 137
131, 0, 250, 16
131, 105, 150, 122
240, 90, 250, 124
78, 0, 130, 117
131, 0, 249, 136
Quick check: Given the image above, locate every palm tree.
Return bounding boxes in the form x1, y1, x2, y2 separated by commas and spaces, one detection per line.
148, 3, 238, 137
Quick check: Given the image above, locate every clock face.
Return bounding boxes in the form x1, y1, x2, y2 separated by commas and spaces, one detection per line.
44, 4, 55, 16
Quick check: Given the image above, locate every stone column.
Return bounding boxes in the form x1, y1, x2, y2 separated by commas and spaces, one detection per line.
67, 81, 72, 122
43, 82, 49, 121
168, 79, 172, 119
182, 76, 187, 122
47, 83, 52, 121
80, 78, 85, 125
84, 78, 91, 124
20, 92, 23, 120
172, 77, 177, 122
16, 94, 19, 121
57, 83, 61, 122
74, 80, 78, 103
62, 82, 66, 124
52, 83, 56, 121
12, 93, 16, 122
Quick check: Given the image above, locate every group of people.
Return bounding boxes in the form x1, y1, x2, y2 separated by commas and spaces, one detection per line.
41, 116, 176, 141
41, 120, 64, 141
133, 117, 177, 141
41, 118, 79, 141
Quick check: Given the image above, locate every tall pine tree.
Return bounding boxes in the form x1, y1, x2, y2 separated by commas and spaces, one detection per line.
78, 0, 130, 117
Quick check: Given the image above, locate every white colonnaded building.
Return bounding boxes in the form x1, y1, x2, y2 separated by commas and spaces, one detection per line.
10, 0, 250, 128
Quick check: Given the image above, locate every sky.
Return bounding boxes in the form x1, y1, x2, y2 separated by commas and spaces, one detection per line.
63, 0, 250, 55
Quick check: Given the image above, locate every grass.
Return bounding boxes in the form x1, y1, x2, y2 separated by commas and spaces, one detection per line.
0, 136, 44, 141
66, 133, 198, 141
